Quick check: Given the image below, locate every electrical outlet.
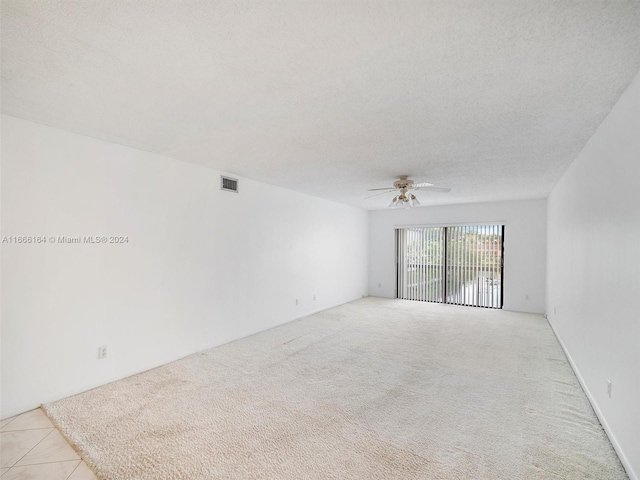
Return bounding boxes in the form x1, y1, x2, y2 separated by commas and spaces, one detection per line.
98, 346, 108, 359
295, 299, 298, 306
607, 380, 612, 398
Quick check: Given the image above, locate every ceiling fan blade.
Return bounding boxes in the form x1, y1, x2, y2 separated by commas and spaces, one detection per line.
367, 187, 397, 191
412, 182, 434, 188
413, 186, 451, 193
365, 191, 396, 199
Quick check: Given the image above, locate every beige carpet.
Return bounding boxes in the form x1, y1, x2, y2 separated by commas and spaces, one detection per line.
43, 297, 627, 479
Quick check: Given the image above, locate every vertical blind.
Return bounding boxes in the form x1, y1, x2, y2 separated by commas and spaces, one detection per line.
396, 225, 504, 308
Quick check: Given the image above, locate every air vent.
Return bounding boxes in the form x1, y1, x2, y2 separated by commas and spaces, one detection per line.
221, 176, 238, 193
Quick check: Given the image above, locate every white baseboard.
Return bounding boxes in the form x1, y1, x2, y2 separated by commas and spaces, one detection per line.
547, 319, 637, 480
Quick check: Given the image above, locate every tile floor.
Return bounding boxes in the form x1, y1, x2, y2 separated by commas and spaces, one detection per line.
0, 408, 97, 480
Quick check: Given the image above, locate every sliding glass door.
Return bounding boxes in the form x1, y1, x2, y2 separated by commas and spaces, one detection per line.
396, 227, 445, 303
396, 225, 504, 308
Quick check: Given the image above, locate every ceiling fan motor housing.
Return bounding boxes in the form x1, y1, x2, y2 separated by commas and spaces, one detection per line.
393, 176, 414, 189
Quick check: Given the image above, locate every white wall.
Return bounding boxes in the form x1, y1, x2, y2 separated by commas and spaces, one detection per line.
369, 199, 546, 314
546, 72, 640, 479
0, 115, 369, 418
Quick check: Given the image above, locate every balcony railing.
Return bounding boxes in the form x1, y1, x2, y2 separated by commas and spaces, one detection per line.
400, 264, 501, 308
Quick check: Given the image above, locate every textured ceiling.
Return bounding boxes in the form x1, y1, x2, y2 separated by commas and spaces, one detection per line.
2, 1, 640, 209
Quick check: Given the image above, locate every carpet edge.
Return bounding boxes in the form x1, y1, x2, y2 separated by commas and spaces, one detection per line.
41, 404, 105, 480
546, 318, 635, 480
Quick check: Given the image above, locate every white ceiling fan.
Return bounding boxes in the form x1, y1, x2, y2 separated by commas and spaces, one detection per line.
367, 175, 451, 208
